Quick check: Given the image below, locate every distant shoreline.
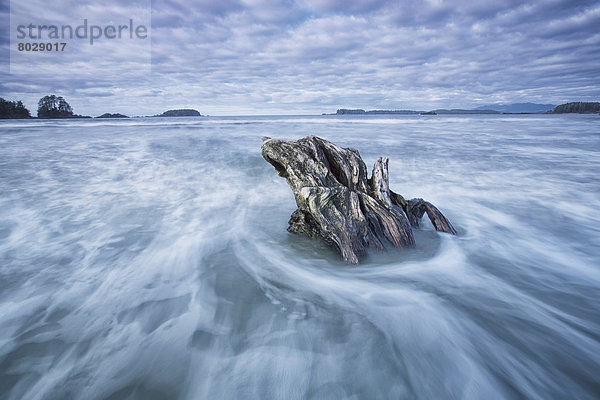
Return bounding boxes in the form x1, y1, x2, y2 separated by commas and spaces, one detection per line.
327, 102, 599, 116
2, 113, 599, 122
2, 98, 599, 120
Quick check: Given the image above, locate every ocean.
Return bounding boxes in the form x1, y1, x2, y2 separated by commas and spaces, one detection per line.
0, 114, 599, 399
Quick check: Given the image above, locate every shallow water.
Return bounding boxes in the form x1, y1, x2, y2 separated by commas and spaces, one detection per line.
0, 114, 599, 399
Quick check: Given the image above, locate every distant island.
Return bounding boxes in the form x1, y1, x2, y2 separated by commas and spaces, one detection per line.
155, 109, 202, 117
0, 98, 31, 119
96, 113, 129, 119
335, 109, 420, 115
331, 102, 599, 115
550, 102, 600, 114
475, 102, 555, 113
333, 108, 501, 115
36, 95, 90, 119
432, 109, 500, 114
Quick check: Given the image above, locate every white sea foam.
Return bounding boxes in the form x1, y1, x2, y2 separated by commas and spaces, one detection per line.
0, 115, 599, 399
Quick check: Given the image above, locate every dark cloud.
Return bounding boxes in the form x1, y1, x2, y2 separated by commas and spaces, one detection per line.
1, 0, 598, 115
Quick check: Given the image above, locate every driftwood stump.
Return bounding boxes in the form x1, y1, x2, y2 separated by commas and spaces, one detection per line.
262, 135, 456, 264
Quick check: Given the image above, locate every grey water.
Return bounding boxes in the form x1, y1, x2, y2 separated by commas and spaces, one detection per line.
0, 114, 599, 400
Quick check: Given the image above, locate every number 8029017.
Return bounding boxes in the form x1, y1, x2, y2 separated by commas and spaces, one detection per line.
18, 43, 67, 51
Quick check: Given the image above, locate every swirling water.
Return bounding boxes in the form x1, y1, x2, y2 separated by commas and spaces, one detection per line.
0, 114, 599, 399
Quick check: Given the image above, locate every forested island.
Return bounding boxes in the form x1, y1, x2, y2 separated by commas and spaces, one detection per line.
551, 102, 600, 114
154, 109, 202, 117
36, 95, 90, 119
0, 98, 31, 119
96, 113, 129, 119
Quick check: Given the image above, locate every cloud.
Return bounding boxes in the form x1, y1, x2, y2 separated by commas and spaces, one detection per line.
1, 0, 599, 115
296, 0, 389, 14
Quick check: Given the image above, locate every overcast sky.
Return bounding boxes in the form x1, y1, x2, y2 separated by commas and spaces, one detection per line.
1, 0, 599, 116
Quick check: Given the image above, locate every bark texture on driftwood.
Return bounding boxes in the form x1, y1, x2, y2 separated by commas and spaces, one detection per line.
262, 135, 456, 264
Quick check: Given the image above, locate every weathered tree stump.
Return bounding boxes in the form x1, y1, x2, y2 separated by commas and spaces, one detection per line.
262, 135, 456, 264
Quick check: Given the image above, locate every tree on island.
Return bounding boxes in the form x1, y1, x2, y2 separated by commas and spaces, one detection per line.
37, 95, 75, 118
0, 98, 31, 119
